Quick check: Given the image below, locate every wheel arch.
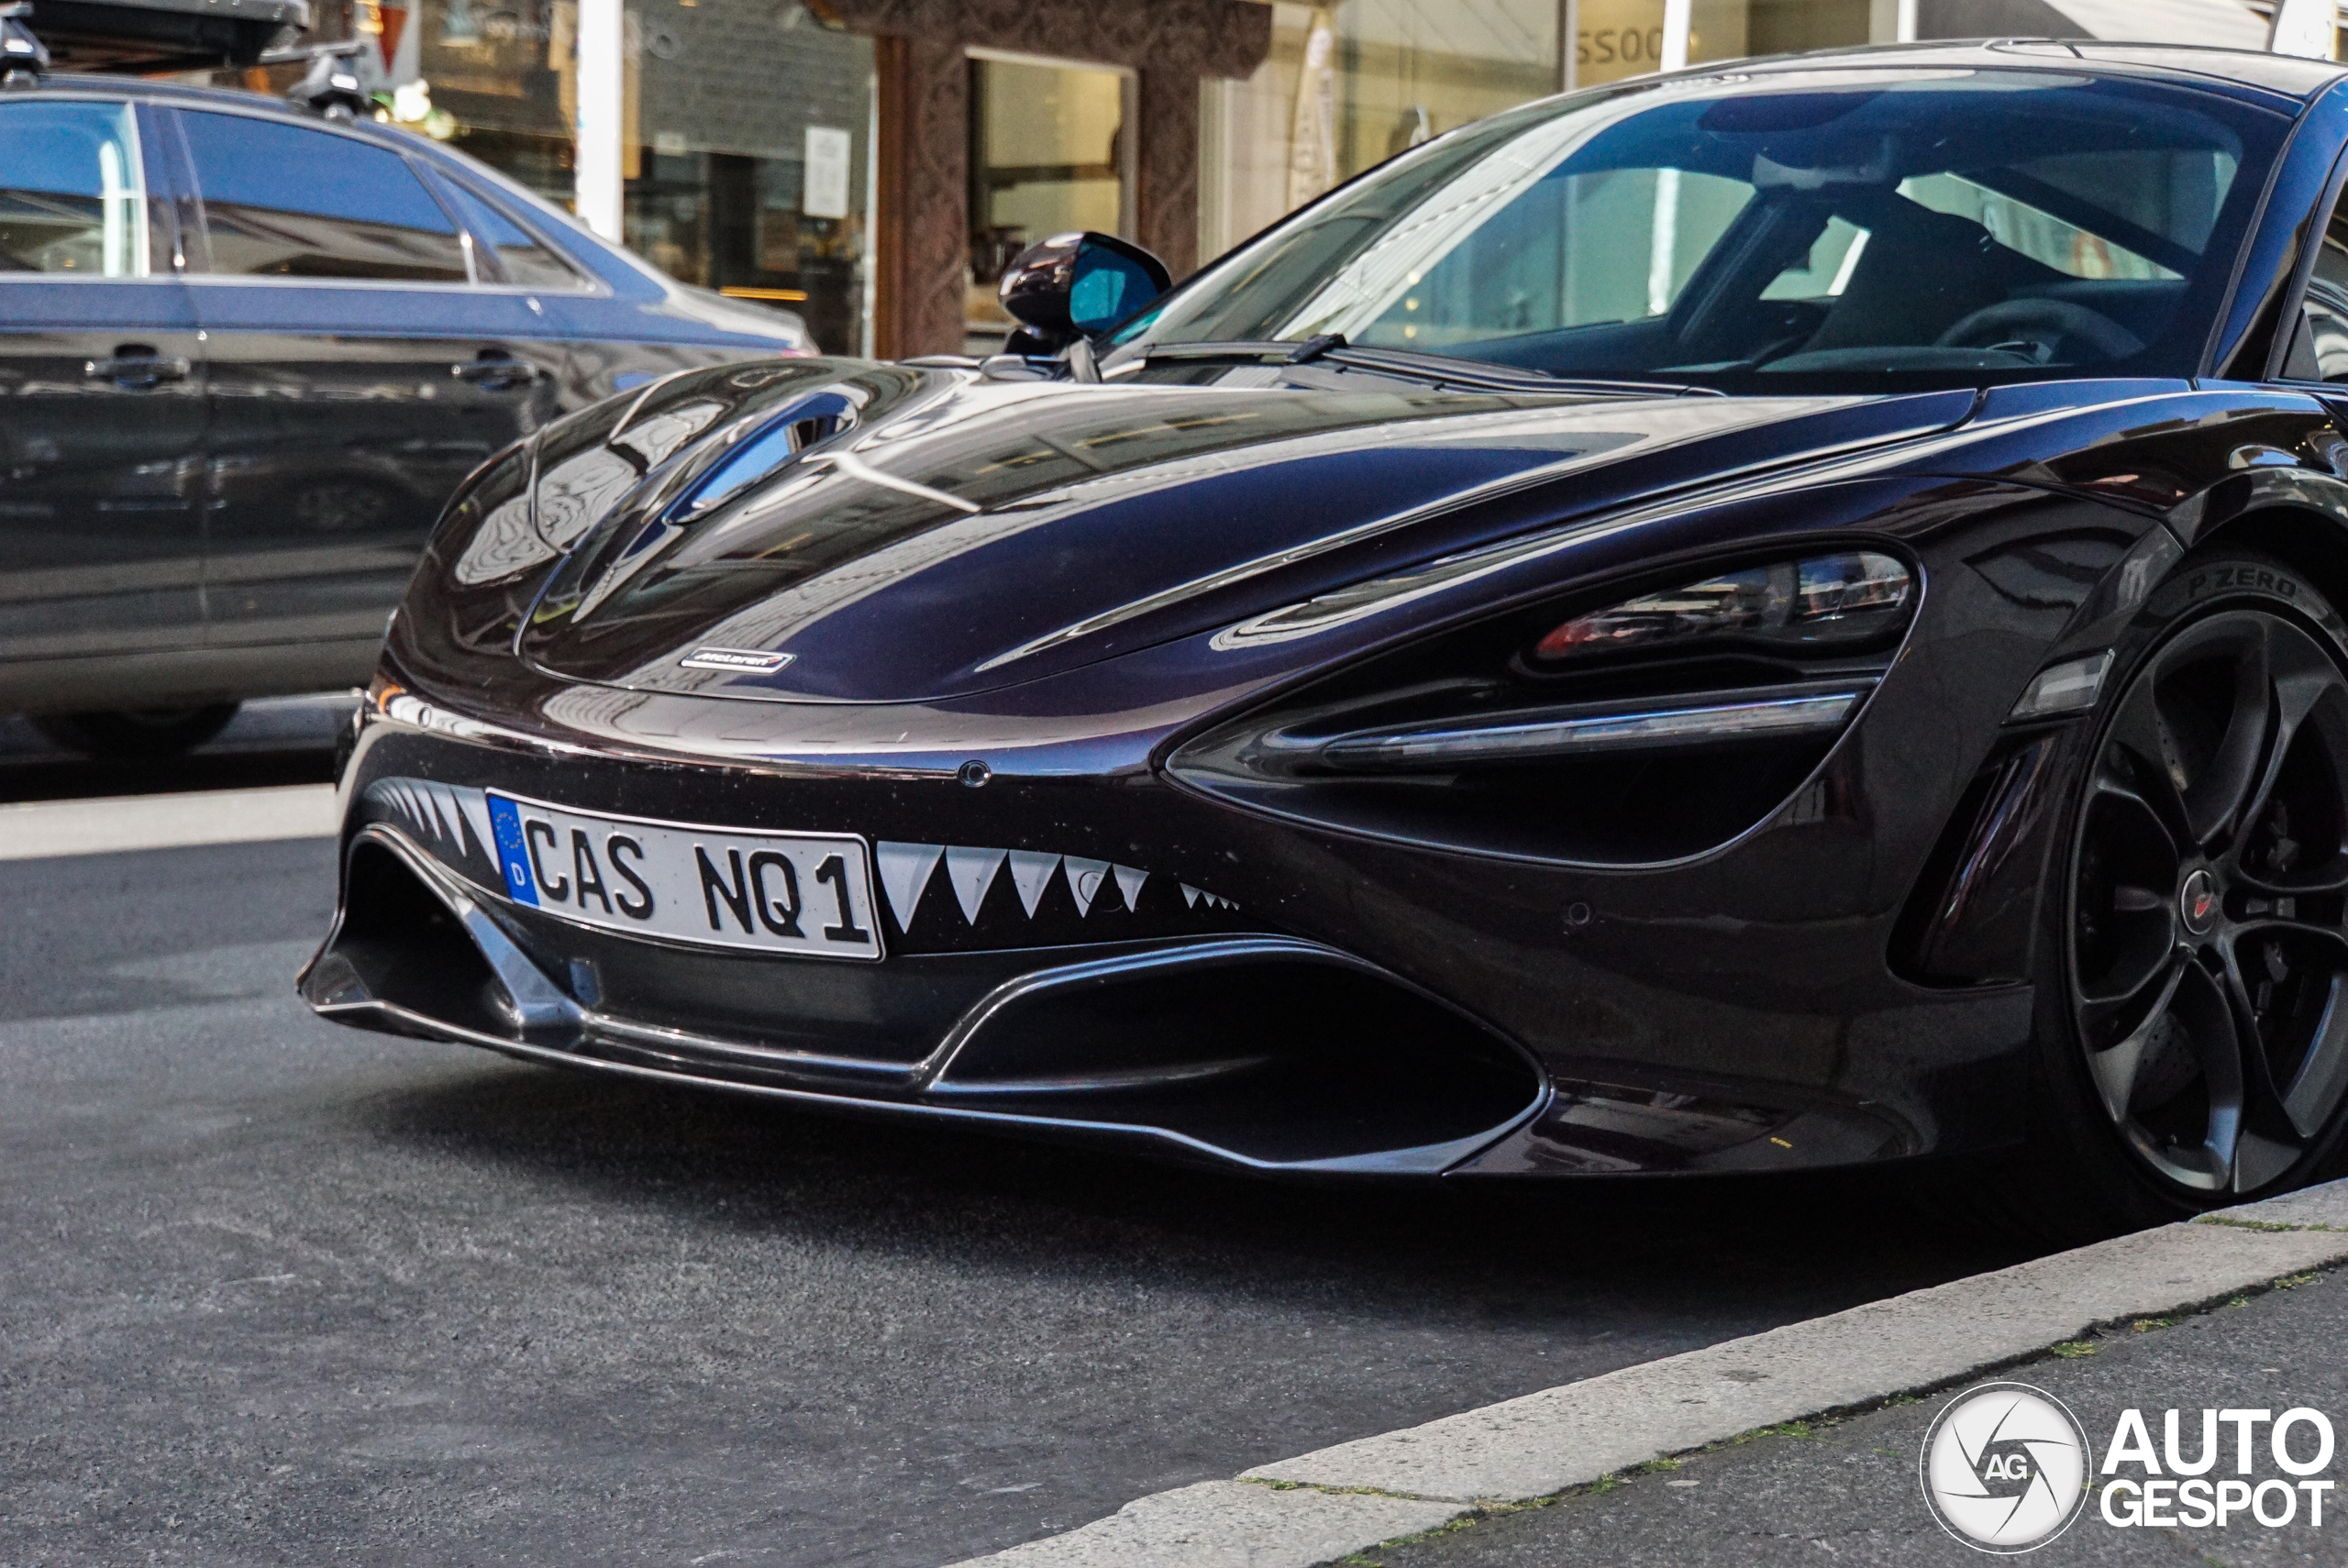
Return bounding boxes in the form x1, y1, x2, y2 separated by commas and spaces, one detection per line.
2190, 501, 2348, 634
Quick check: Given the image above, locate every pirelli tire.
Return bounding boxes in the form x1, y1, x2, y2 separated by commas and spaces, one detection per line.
2003, 548, 2348, 1240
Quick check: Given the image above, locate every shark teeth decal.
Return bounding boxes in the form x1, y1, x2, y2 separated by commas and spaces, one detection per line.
369, 777, 495, 865
876, 842, 946, 929
873, 843, 1235, 928
1061, 856, 1111, 916
1007, 850, 1060, 916
944, 845, 1007, 922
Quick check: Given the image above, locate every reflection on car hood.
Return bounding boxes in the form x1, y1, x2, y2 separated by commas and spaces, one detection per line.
515, 359, 1972, 703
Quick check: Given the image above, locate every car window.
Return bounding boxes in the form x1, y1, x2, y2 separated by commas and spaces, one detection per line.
1352, 168, 1754, 348
1759, 215, 1870, 301
1120, 72, 2280, 393
437, 178, 588, 291
1898, 171, 2181, 282
0, 99, 153, 276
2282, 180, 2348, 383
178, 110, 468, 283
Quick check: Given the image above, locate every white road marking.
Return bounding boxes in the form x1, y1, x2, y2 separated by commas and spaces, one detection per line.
948, 1179, 2348, 1566
0, 784, 338, 862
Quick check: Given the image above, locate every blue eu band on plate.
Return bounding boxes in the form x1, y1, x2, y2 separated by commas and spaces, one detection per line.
483, 792, 882, 960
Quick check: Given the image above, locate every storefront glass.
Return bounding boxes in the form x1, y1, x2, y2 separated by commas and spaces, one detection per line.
965, 53, 1131, 350
1200, 2, 1559, 261
301, 0, 875, 356
1574, 0, 1874, 88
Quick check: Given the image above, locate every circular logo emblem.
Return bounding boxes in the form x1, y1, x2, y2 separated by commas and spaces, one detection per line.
2180, 867, 2219, 934
1918, 1382, 2092, 1553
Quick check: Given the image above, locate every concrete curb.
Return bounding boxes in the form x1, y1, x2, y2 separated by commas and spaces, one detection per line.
944, 1482, 1468, 1568
946, 1179, 2348, 1567
0, 784, 338, 861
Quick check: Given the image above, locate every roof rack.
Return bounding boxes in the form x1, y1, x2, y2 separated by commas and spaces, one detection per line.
268, 37, 371, 120
1, 2, 51, 85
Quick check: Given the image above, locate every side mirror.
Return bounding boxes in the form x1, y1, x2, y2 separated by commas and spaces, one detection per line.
998, 231, 1171, 357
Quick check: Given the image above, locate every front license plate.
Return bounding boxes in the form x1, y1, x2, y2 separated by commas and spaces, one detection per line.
482, 791, 882, 961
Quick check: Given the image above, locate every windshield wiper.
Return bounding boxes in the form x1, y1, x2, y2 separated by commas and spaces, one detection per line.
1102, 337, 1722, 398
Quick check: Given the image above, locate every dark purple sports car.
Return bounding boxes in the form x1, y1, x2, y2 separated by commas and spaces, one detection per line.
308, 41, 2348, 1233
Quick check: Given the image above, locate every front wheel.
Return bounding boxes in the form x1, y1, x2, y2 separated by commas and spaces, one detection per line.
30, 703, 241, 760
2025, 550, 2348, 1237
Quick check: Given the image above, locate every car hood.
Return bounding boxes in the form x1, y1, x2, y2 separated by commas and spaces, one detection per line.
515, 361, 1975, 704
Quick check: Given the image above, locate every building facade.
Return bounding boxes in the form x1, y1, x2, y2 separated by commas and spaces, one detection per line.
247, 0, 2287, 359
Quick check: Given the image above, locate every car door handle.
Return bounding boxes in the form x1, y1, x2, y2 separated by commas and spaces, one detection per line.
452, 354, 541, 389
85, 350, 192, 389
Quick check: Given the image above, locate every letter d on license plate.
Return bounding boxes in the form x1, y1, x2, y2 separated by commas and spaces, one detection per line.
482, 791, 882, 960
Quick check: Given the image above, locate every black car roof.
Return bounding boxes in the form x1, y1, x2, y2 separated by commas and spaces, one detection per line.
1726, 39, 2347, 107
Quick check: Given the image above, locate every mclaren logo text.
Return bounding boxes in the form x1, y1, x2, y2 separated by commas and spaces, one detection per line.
680, 647, 795, 674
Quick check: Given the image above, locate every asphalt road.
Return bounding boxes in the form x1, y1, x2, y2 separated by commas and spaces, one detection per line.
1377, 1265, 2348, 1567
2, 739, 2048, 1566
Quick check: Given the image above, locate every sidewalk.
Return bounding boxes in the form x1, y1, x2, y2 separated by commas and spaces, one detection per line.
1371, 1264, 2347, 1565
953, 1183, 2348, 1567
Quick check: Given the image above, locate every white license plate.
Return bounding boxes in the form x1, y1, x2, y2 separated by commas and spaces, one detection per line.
482, 791, 882, 961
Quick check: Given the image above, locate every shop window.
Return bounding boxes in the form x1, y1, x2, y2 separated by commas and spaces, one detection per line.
1198, 3, 1557, 264
966, 51, 1132, 352
343, 0, 871, 353
0, 100, 152, 276
180, 111, 470, 282
621, 1, 871, 355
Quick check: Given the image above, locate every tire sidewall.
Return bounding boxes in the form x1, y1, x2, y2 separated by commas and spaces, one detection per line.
2032, 548, 2348, 1227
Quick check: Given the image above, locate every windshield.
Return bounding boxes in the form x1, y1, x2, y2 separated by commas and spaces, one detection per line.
1112, 68, 2287, 392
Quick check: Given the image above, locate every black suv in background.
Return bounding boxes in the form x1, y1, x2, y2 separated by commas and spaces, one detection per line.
0, 76, 814, 757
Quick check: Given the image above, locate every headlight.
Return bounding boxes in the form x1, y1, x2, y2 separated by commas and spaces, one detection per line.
1166, 546, 1921, 864
1533, 551, 1913, 664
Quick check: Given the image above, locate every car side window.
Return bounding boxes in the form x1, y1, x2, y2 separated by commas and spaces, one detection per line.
177, 110, 468, 283
437, 178, 589, 291
2281, 178, 2348, 383
0, 99, 155, 276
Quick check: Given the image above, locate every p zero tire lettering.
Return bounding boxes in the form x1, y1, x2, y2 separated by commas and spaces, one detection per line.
748, 850, 805, 937
815, 854, 871, 943
607, 834, 655, 919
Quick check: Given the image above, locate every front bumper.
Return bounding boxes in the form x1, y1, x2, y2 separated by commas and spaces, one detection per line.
306, 623, 2052, 1179
302, 711, 1550, 1175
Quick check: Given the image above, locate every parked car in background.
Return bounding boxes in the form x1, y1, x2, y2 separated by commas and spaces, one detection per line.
0, 73, 812, 757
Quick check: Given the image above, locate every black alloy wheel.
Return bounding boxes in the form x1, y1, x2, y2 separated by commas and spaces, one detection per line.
2069, 598, 2348, 1200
